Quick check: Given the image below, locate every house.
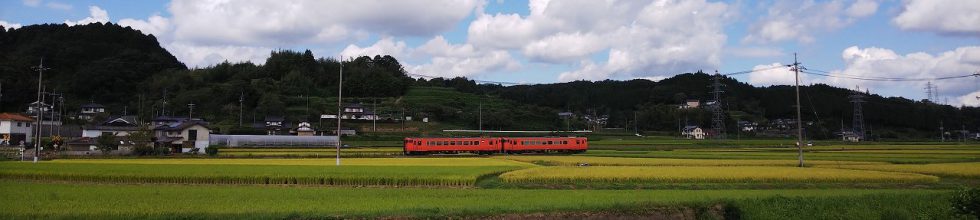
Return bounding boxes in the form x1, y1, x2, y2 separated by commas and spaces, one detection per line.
738, 121, 758, 132
25, 101, 51, 116
682, 125, 706, 140
25, 101, 60, 125
341, 104, 378, 120
679, 99, 700, 109
839, 131, 863, 142
153, 120, 210, 152
263, 116, 289, 135
78, 103, 106, 121
0, 113, 34, 146
64, 136, 139, 154
81, 115, 141, 138
296, 122, 315, 136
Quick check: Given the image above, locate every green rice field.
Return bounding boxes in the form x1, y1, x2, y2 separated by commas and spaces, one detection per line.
2, 140, 979, 219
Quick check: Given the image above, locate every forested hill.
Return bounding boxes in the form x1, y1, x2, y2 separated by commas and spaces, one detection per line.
0, 23, 186, 107
444, 73, 979, 139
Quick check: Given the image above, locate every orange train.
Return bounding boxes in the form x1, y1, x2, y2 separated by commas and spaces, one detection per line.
403, 137, 588, 155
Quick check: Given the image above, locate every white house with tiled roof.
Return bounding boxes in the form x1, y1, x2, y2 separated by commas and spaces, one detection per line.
0, 113, 35, 146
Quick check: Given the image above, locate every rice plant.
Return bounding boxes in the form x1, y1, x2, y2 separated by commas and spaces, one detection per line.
498, 166, 939, 184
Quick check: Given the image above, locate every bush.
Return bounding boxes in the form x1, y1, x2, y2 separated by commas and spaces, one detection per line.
205, 146, 219, 157
132, 145, 154, 156
952, 187, 980, 219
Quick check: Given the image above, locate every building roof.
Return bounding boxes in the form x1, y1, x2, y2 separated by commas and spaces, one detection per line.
152, 116, 195, 122
264, 116, 285, 122
0, 113, 34, 122
100, 115, 138, 126
80, 103, 105, 108
154, 120, 210, 132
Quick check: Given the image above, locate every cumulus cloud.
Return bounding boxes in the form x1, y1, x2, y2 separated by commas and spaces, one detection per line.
744, 0, 878, 44
745, 46, 980, 106
746, 63, 801, 86
168, 0, 479, 46
0, 20, 23, 29
556, 0, 730, 81
466, 0, 730, 81
746, 46, 980, 106
893, 0, 980, 36
409, 36, 520, 77
955, 91, 980, 107
119, 15, 171, 37
339, 37, 409, 59
165, 43, 273, 67
64, 6, 108, 26
523, 32, 605, 63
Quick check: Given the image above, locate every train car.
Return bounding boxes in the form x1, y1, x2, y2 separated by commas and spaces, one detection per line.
501, 137, 587, 154
403, 137, 502, 155
403, 136, 588, 155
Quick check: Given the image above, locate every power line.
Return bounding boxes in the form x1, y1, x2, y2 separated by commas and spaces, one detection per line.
801, 70, 978, 82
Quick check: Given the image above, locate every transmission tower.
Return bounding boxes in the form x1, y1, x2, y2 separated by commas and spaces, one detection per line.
924, 81, 937, 102
708, 71, 726, 139
849, 86, 866, 141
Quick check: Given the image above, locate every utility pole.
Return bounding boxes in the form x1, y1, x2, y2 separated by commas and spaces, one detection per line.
791, 53, 804, 167
187, 103, 195, 119
239, 91, 244, 127
32, 59, 49, 163
373, 98, 377, 132
161, 88, 168, 117
940, 121, 945, 142
478, 102, 483, 132
336, 56, 343, 166
708, 70, 726, 139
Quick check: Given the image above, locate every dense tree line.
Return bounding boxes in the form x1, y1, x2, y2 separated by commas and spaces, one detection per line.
426, 72, 979, 139
0, 23, 412, 128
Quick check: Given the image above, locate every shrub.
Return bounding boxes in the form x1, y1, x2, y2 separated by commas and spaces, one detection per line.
205, 145, 220, 157
132, 145, 155, 156
951, 187, 980, 219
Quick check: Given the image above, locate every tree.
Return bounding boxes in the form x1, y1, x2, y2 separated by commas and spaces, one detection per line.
127, 127, 155, 156
95, 135, 118, 156
256, 92, 285, 116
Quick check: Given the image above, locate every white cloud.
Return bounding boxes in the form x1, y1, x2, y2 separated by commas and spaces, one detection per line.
0, 20, 23, 29
744, 0, 878, 44
744, 46, 980, 106
45, 2, 72, 10
64, 6, 108, 26
119, 15, 171, 37
23, 0, 40, 7
410, 36, 520, 77
846, 0, 878, 17
164, 43, 272, 68
339, 37, 409, 59
466, 0, 730, 82
747, 63, 799, 86
558, 0, 730, 81
801, 46, 980, 106
168, 0, 479, 46
954, 91, 980, 107
893, 0, 980, 36
523, 32, 605, 63
467, 13, 540, 49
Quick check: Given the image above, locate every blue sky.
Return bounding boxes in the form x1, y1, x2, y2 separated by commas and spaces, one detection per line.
1, 0, 979, 105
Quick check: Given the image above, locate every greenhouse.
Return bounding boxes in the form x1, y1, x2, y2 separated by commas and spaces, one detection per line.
209, 135, 339, 147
